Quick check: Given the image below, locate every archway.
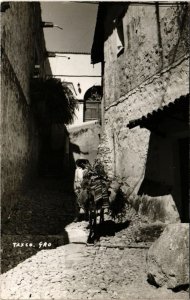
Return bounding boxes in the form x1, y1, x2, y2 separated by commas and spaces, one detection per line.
83, 85, 102, 122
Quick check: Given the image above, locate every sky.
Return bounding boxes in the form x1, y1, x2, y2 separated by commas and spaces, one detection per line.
41, 2, 98, 53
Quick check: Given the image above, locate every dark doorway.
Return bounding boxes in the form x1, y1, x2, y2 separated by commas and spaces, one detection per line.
138, 95, 189, 222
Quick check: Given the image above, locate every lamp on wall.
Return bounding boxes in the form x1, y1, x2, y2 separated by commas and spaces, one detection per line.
41, 22, 63, 30
46, 52, 70, 59
77, 83, 82, 94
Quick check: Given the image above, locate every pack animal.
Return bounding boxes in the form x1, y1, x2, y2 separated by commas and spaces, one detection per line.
76, 175, 108, 241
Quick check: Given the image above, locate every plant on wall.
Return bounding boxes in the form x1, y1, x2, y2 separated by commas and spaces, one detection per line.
84, 85, 102, 102
31, 77, 78, 128
88, 91, 102, 102
30, 77, 78, 175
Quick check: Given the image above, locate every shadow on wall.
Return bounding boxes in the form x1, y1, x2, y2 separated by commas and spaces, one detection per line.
138, 132, 173, 197
138, 130, 189, 222
38, 124, 89, 190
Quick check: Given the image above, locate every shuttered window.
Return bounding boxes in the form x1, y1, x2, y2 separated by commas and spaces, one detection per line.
85, 101, 101, 121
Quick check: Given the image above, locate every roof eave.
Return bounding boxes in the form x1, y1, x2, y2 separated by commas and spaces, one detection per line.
91, 3, 106, 64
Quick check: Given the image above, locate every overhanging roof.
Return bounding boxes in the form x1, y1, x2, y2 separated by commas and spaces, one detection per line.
91, 2, 129, 64
91, 3, 106, 64
127, 94, 189, 129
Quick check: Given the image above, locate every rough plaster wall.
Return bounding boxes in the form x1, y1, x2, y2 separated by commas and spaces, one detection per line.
68, 123, 101, 164
97, 130, 115, 178
72, 103, 84, 126
1, 54, 39, 218
98, 115, 150, 190
1, 3, 46, 219
1, 2, 46, 103
99, 58, 188, 189
104, 4, 189, 106
99, 3, 189, 191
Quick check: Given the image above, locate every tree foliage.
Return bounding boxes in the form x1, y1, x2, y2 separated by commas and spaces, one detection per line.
31, 78, 78, 127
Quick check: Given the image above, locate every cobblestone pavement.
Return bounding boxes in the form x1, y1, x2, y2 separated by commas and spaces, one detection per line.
1, 219, 189, 300
1, 178, 77, 273
1, 179, 189, 300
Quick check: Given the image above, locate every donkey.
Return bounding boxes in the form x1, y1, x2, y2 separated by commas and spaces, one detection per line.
85, 176, 110, 243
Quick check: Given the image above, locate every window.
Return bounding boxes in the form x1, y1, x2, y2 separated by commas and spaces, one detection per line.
85, 102, 101, 121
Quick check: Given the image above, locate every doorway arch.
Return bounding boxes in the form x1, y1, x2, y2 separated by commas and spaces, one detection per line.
83, 85, 102, 122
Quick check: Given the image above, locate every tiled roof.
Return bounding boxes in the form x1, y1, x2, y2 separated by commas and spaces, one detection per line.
127, 94, 189, 129
49, 51, 91, 55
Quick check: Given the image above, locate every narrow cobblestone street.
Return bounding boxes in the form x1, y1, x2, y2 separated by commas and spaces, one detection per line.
1, 2, 189, 299
1, 179, 188, 300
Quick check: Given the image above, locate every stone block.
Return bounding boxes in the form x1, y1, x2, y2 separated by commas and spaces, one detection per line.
65, 223, 88, 244
68, 123, 101, 165
147, 223, 189, 289
133, 194, 180, 224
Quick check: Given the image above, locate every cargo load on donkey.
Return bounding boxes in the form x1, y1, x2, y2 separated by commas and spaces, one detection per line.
74, 160, 126, 243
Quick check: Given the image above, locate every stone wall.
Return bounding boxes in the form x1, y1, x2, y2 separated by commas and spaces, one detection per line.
68, 121, 101, 165
104, 3, 189, 107
98, 2, 189, 194
1, 3, 48, 220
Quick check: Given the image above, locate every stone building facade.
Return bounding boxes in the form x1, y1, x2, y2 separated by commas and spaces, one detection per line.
68, 121, 101, 164
47, 52, 102, 125
1, 2, 51, 220
91, 2, 189, 221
